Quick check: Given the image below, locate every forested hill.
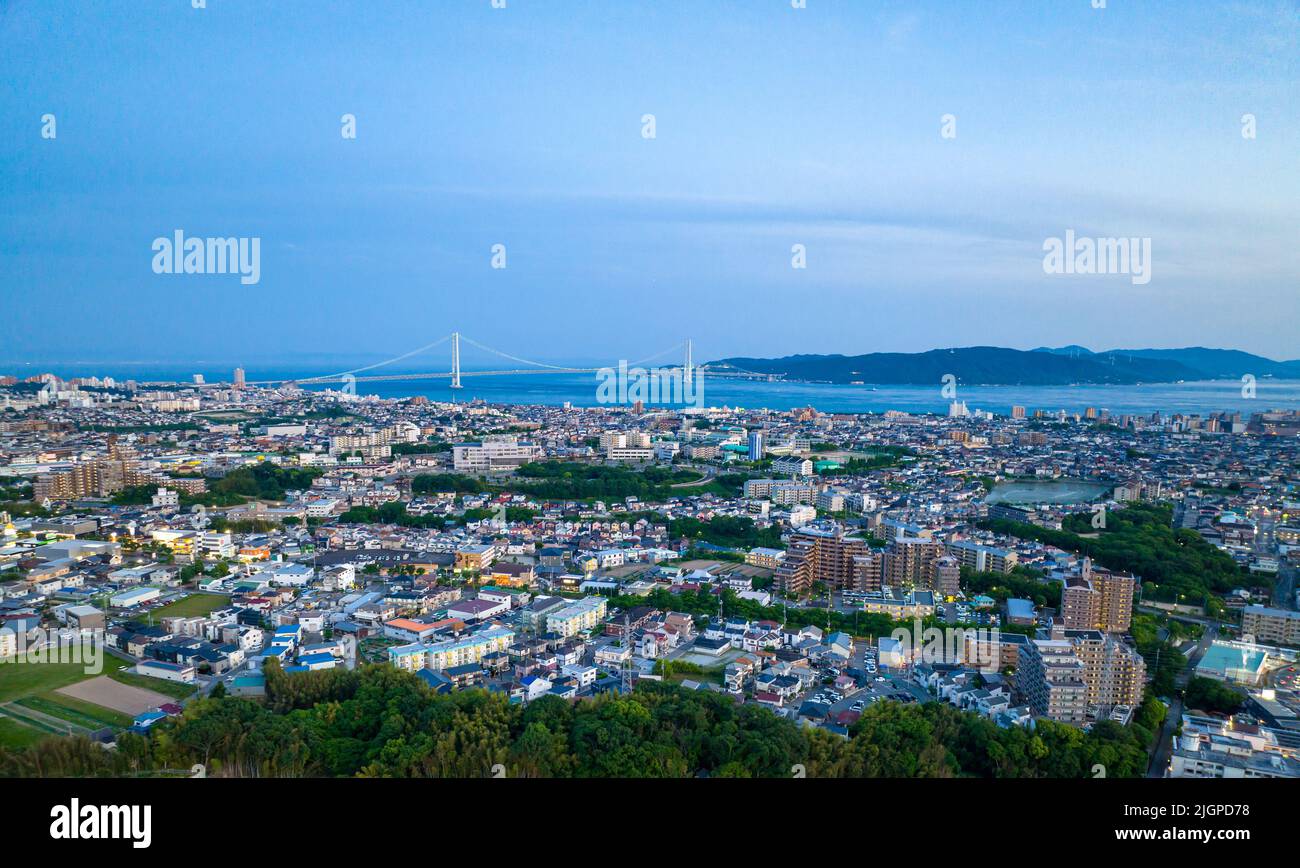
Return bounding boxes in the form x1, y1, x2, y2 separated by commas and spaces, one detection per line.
717, 348, 1201, 384
713, 345, 1299, 385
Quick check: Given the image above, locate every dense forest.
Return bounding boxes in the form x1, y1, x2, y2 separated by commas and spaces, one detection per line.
112, 463, 324, 508
0, 663, 1154, 778
510, 462, 702, 500
668, 515, 783, 549
410, 464, 739, 503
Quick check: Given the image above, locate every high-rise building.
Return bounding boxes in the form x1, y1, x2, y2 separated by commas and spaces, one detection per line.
747, 429, 765, 461
775, 525, 878, 596
1053, 627, 1147, 712
1060, 559, 1136, 634
233, 367, 246, 389
881, 537, 942, 588
929, 555, 961, 598
1017, 639, 1088, 725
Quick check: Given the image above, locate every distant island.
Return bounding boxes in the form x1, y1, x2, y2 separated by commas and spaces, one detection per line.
708, 346, 1300, 386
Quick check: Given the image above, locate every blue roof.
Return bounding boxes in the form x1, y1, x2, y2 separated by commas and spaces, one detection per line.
416, 669, 453, 692
1006, 598, 1036, 619
298, 653, 335, 665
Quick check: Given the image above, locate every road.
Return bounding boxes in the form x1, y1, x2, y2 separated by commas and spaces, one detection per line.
1147, 622, 1217, 778
670, 464, 717, 489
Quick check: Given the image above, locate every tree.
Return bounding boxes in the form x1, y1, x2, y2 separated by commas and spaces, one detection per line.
1184, 677, 1246, 714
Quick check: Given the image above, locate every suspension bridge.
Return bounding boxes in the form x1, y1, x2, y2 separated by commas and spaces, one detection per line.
241, 333, 776, 388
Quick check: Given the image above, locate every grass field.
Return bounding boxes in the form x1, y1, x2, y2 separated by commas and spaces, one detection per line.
0, 651, 137, 746
150, 593, 232, 619
0, 654, 129, 705
108, 669, 196, 700
0, 715, 45, 748
17, 693, 134, 729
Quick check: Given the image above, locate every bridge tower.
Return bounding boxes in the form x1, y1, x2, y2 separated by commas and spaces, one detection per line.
684, 338, 693, 385
450, 332, 463, 389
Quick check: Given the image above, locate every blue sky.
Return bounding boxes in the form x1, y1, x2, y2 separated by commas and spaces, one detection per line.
2, 0, 1297, 370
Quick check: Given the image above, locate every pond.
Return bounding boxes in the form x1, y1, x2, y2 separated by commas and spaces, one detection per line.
985, 478, 1110, 505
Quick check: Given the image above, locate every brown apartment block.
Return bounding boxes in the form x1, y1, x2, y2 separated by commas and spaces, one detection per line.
881, 537, 942, 588
929, 555, 961, 598
1059, 559, 1136, 634
776, 528, 879, 596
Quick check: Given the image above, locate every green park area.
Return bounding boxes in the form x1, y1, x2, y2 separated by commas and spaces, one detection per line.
151, 593, 232, 619
0, 653, 134, 745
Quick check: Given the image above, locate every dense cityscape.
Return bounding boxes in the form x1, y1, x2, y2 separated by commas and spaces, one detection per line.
2, 368, 1298, 783
5, 0, 1296, 849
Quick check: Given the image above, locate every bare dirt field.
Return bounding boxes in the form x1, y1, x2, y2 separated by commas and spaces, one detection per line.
56, 676, 172, 716
677, 560, 727, 572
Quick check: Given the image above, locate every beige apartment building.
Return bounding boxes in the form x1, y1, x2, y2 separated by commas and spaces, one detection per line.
1054, 627, 1147, 710
1060, 560, 1136, 634
1241, 605, 1300, 646
881, 536, 942, 588
1017, 639, 1089, 725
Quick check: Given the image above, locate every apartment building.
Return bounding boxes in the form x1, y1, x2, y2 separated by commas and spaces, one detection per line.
1241, 605, 1300, 646
946, 540, 1018, 574
882, 536, 943, 588
960, 630, 1029, 672
987, 503, 1037, 524
454, 543, 498, 572
388, 625, 516, 672
772, 456, 813, 477
1053, 627, 1147, 711
775, 525, 877, 596
929, 555, 961, 598
861, 587, 937, 619
1017, 639, 1089, 725
34, 449, 206, 501
329, 429, 393, 461
521, 595, 569, 633
543, 596, 608, 638
742, 478, 816, 505
815, 489, 846, 513
1059, 560, 1135, 634
745, 547, 786, 570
